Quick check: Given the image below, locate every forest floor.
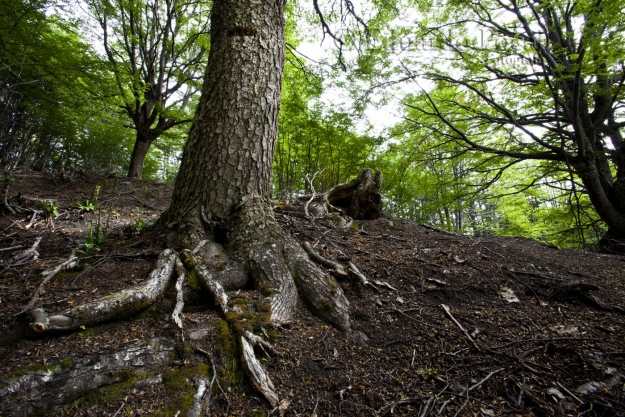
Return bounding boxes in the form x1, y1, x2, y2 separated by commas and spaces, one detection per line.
0, 171, 624, 417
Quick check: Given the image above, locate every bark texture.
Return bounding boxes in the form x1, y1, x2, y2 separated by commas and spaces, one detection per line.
127, 134, 155, 178
150, 0, 359, 405
0, 338, 174, 415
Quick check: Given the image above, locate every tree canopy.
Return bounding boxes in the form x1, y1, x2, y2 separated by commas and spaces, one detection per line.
1, 0, 624, 250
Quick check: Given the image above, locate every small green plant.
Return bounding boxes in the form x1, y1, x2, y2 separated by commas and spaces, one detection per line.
132, 207, 154, 233
36, 200, 59, 217
78, 178, 117, 254
78, 198, 96, 212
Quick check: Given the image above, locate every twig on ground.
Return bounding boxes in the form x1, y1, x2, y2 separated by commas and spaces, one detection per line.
24, 210, 40, 229
437, 368, 504, 414
129, 194, 159, 211
15, 251, 77, 316
419, 395, 434, 417
556, 381, 583, 404
441, 304, 481, 350
0, 245, 23, 252
112, 403, 125, 417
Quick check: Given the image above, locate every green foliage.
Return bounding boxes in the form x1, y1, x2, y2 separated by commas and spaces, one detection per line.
78, 179, 117, 254
36, 200, 59, 217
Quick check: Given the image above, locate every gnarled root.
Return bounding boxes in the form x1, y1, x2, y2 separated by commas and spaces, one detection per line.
30, 249, 178, 332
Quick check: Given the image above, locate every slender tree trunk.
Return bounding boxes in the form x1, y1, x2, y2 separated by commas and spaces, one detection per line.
127, 134, 155, 178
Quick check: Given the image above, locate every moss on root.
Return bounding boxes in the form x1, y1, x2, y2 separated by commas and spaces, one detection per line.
152, 363, 210, 416
212, 319, 244, 388
10, 358, 74, 379
76, 368, 141, 406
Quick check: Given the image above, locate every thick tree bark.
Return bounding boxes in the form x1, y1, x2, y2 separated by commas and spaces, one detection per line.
152, 0, 359, 405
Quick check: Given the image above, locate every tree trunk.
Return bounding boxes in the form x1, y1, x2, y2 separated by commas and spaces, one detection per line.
127, 133, 154, 178
154, 0, 360, 404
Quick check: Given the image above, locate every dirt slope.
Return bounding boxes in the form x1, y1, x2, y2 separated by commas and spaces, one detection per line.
0, 172, 624, 416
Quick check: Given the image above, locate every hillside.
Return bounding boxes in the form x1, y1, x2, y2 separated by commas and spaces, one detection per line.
0, 172, 624, 416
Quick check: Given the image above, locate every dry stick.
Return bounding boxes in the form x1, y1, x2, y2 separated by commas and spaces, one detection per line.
419, 396, 434, 417
112, 403, 125, 417
195, 347, 229, 406
128, 194, 159, 211
15, 251, 77, 316
303, 170, 324, 219
437, 368, 505, 414
556, 381, 583, 404
0, 245, 23, 252
441, 304, 481, 351
2, 236, 42, 268
24, 210, 40, 229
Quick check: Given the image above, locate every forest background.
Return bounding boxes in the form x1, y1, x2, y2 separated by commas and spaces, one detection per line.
2, 0, 623, 251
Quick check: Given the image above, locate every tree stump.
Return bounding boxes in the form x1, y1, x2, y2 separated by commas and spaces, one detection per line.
327, 168, 382, 220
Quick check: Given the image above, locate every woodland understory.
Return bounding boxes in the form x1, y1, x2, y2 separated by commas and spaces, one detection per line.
0, 172, 624, 417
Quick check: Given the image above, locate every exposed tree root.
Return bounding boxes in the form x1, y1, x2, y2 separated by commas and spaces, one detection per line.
299, 168, 383, 221
17, 192, 379, 408
30, 249, 178, 332
0, 338, 174, 415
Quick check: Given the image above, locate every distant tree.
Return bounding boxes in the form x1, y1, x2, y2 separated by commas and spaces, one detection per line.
398, 0, 625, 252
0, 0, 121, 172
89, 0, 210, 178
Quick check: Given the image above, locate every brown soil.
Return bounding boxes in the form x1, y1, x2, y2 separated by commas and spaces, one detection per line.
0, 171, 624, 416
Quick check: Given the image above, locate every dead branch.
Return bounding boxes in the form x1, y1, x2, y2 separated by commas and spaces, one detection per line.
15, 251, 77, 316
304, 170, 325, 219
1, 236, 42, 274
437, 368, 505, 414
441, 304, 481, 350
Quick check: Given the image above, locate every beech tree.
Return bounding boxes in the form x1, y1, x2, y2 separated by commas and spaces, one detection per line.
90, 0, 210, 178
390, 0, 625, 252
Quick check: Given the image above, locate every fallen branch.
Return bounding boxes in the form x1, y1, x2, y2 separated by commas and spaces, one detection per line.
1, 236, 42, 274
15, 251, 77, 316
437, 368, 504, 414
441, 304, 481, 350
